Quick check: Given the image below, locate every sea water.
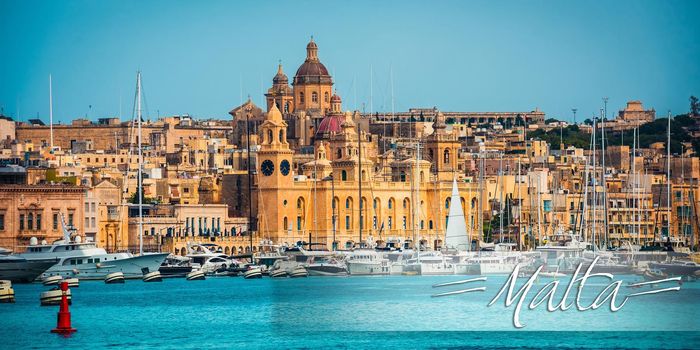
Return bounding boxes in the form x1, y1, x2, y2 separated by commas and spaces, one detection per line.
2, 275, 700, 349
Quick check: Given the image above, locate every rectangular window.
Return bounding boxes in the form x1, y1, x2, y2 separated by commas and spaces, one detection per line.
388, 216, 393, 230
345, 216, 350, 230
19, 214, 25, 230
91, 217, 96, 227
0, 214, 4, 230
85, 203, 90, 212
297, 216, 302, 231
36, 214, 41, 230
68, 213, 74, 227
373, 216, 377, 229
402, 216, 407, 229
91, 203, 96, 212
53, 213, 59, 230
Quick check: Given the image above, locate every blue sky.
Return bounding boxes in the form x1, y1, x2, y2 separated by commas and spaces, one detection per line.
1, 0, 698, 123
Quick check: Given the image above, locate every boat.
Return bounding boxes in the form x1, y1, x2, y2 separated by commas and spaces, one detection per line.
0, 280, 15, 303
64, 277, 79, 287
649, 260, 700, 277
17, 226, 168, 281
346, 249, 390, 275
142, 271, 162, 282
105, 271, 125, 284
444, 178, 470, 252
404, 250, 455, 275
539, 271, 567, 278
42, 275, 63, 286
305, 256, 348, 276
243, 266, 263, 279
186, 269, 206, 281
158, 254, 194, 277
40, 287, 71, 306
186, 243, 234, 274
0, 248, 56, 283
454, 254, 517, 275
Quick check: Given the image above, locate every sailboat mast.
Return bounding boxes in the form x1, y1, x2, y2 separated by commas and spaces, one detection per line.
137, 71, 144, 255
358, 113, 363, 245
591, 115, 597, 250
49, 74, 54, 151
600, 108, 608, 248
667, 111, 672, 238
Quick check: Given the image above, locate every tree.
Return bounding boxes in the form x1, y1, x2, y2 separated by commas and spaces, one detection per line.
545, 118, 559, 124
690, 95, 699, 117
583, 118, 593, 126
129, 186, 158, 205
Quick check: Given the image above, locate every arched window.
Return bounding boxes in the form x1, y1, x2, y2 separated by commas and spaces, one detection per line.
337, 149, 342, 159
297, 197, 303, 209
388, 198, 394, 209
445, 198, 451, 209
420, 171, 425, 182
324, 92, 329, 102
312, 92, 318, 103
403, 198, 409, 209
373, 198, 378, 209
279, 130, 284, 143
267, 130, 273, 143
428, 149, 434, 160
341, 170, 347, 181
400, 171, 406, 182
429, 220, 434, 229
283, 217, 288, 231
345, 197, 351, 209
444, 149, 450, 164
284, 102, 290, 113
299, 92, 305, 104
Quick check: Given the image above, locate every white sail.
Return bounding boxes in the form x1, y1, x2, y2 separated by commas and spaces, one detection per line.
445, 178, 469, 251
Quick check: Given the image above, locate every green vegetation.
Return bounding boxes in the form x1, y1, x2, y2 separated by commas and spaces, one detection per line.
128, 186, 158, 205
528, 114, 700, 155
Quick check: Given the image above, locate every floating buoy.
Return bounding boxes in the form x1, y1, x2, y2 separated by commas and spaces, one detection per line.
243, 267, 263, 279
42, 275, 63, 286
41, 288, 71, 306
269, 269, 288, 278
142, 271, 162, 282
0, 280, 15, 303
50, 282, 76, 335
289, 266, 308, 278
186, 270, 205, 281
105, 272, 125, 284
64, 278, 79, 288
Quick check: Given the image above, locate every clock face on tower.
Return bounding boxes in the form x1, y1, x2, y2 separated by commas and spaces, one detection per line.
261, 160, 274, 176
280, 160, 291, 176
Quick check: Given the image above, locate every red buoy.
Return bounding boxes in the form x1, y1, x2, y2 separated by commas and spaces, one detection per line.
51, 282, 77, 335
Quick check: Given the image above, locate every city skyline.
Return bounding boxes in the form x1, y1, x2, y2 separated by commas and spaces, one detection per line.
1, 0, 699, 123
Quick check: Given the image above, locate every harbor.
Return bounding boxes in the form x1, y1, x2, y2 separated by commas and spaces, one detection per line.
2, 272, 700, 349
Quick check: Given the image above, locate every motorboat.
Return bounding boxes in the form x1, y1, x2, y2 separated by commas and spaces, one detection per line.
42, 275, 63, 286
269, 269, 288, 278
454, 254, 518, 275
346, 249, 390, 275
649, 260, 700, 277
0, 248, 56, 283
186, 243, 235, 274
64, 277, 79, 287
17, 233, 168, 281
404, 251, 455, 275
305, 256, 348, 276
158, 254, 194, 277
289, 265, 308, 278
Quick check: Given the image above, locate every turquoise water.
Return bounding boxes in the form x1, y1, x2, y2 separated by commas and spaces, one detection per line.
3, 275, 700, 349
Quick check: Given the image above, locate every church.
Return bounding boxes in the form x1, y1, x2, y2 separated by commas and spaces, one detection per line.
231, 38, 495, 250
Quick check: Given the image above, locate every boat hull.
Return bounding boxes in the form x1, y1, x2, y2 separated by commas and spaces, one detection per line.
306, 264, 348, 276
347, 261, 390, 275
0, 259, 56, 283
39, 253, 169, 281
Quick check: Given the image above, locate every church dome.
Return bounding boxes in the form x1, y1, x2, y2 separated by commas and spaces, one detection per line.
330, 93, 341, 103
315, 115, 344, 136
294, 37, 333, 86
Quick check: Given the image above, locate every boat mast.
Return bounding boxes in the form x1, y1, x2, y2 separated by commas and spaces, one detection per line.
591, 114, 597, 250
667, 111, 672, 239
358, 111, 363, 246
600, 107, 608, 248
517, 158, 522, 251
136, 71, 143, 255
49, 74, 54, 151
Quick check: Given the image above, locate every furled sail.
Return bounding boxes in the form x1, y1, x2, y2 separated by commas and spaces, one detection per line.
445, 178, 469, 251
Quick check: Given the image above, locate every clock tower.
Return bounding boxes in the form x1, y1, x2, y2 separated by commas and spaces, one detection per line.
258, 103, 294, 189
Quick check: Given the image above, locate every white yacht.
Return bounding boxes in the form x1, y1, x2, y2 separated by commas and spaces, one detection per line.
404, 250, 455, 275
186, 243, 235, 274
346, 249, 390, 275
0, 248, 57, 283
455, 253, 518, 275
17, 236, 168, 281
